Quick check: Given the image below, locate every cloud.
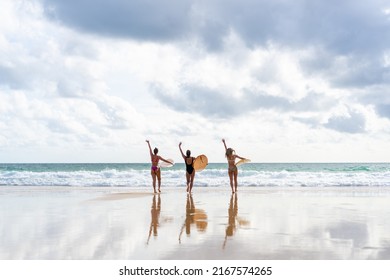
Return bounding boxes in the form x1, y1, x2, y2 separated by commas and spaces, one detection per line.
0, 65, 28, 89
376, 104, 390, 119
325, 108, 367, 134
42, 0, 194, 41
1, 0, 390, 162
302, 52, 390, 89
0, 1, 145, 155
356, 88, 390, 120
41, 0, 390, 92
42, 0, 390, 53
152, 81, 334, 119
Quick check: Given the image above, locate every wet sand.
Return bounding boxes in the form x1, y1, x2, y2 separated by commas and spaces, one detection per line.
1, 186, 390, 259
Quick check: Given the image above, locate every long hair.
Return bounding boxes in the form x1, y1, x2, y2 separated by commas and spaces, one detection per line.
225, 148, 235, 157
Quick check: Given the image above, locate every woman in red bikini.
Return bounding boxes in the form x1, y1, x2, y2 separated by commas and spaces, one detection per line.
222, 139, 246, 193
146, 140, 172, 193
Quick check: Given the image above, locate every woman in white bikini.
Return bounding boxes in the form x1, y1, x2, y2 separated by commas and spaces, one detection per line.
146, 140, 172, 193
222, 139, 246, 193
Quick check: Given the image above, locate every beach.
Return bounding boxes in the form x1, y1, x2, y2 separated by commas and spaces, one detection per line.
1, 186, 390, 260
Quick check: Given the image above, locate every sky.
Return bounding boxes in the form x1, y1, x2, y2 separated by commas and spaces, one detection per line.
0, 0, 389, 163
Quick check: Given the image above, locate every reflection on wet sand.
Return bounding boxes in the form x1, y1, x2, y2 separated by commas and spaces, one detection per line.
147, 194, 161, 244
223, 193, 250, 249
4, 187, 390, 260
179, 194, 208, 243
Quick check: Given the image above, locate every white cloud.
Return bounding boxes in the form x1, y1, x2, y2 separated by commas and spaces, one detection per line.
0, 0, 389, 162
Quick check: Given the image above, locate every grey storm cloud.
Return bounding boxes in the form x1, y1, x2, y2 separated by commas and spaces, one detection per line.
42, 0, 194, 41
42, 0, 390, 53
41, 0, 390, 92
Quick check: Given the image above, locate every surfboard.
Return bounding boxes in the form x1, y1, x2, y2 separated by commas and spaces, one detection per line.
158, 159, 174, 168
235, 158, 251, 167
193, 154, 208, 171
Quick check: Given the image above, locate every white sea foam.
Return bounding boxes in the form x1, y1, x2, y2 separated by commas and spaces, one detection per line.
1, 167, 389, 187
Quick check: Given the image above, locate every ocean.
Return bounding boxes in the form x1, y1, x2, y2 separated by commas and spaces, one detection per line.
1, 162, 389, 188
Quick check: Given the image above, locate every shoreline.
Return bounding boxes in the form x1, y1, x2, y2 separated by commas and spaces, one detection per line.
1, 186, 390, 259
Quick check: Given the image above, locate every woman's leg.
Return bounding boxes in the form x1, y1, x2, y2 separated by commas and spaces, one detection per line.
156, 169, 161, 192
228, 170, 234, 193
233, 170, 238, 192
186, 172, 191, 192
151, 171, 157, 193
189, 172, 195, 193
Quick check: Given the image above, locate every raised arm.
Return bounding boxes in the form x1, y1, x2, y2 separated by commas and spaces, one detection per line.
222, 139, 228, 152
146, 140, 153, 157
179, 142, 186, 159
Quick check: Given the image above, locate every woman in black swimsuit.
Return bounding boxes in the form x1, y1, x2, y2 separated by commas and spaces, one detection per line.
179, 142, 196, 193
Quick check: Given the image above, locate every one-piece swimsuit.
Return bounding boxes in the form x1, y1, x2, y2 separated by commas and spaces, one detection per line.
185, 157, 194, 175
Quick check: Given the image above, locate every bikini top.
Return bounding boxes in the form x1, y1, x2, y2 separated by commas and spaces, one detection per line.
227, 155, 235, 164
151, 155, 159, 166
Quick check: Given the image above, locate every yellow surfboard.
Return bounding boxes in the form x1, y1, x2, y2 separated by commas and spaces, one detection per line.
193, 155, 208, 171
235, 158, 251, 167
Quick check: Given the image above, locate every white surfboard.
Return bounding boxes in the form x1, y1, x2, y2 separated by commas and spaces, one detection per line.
158, 159, 175, 168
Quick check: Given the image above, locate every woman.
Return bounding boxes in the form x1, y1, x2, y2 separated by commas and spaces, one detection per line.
179, 142, 196, 193
146, 140, 172, 193
222, 139, 246, 193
